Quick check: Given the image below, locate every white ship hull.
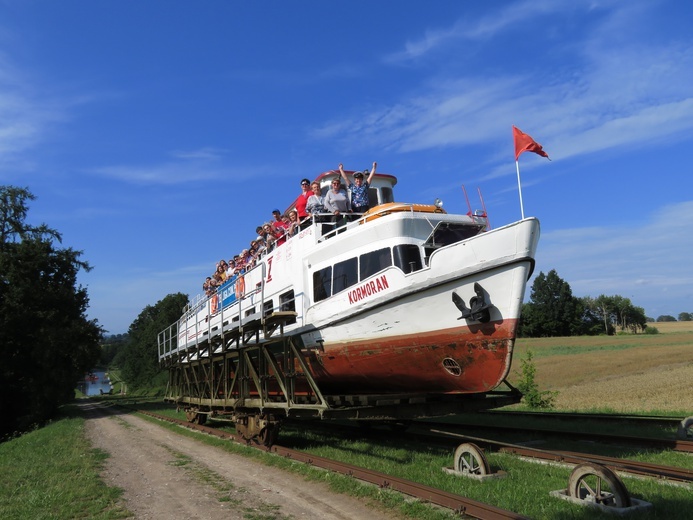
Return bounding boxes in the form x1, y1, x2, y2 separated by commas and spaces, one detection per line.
160, 209, 539, 396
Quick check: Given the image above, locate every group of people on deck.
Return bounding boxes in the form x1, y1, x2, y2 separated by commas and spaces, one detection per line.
202, 162, 377, 296
298, 161, 377, 225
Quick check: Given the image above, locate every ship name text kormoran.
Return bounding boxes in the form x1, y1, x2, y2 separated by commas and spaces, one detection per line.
348, 274, 390, 305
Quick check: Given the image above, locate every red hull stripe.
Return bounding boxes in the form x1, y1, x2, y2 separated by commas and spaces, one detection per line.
313, 319, 519, 394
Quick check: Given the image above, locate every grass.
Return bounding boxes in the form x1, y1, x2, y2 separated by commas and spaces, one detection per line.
0, 407, 130, 520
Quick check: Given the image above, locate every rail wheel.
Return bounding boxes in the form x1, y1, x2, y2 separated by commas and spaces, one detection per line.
678, 416, 693, 439
184, 408, 207, 425
567, 463, 631, 508
453, 443, 490, 476
257, 423, 280, 447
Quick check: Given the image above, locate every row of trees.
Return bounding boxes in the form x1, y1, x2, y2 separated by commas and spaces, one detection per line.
656, 313, 693, 322
519, 270, 649, 337
0, 186, 102, 439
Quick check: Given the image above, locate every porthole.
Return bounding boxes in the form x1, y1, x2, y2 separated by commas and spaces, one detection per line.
442, 357, 462, 377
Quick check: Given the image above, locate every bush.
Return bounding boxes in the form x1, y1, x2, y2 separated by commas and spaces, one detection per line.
644, 326, 660, 335
516, 350, 557, 409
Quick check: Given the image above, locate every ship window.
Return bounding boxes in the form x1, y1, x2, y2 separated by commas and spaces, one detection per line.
313, 267, 332, 302
263, 299, 274, 317
279, 289, 297, 324
333, 257, 358, 294
381, 187, 394, 203
425, 222, 484, 248
394, 245, 422, 274
368, 187, 378, 208
360, 248, 392, 280
279, 290, 295, 312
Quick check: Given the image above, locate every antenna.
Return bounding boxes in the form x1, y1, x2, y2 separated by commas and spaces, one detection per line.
461, 185, 472, 215
477, 187, 490, 230
462, 185, 491, 230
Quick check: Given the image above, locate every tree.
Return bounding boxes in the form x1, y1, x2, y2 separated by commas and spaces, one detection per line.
656, 315, 677, 322
114, 293, 188, 389
0, 186, 60, 252
519, 270, 582, 337
678, 312, 692, 322
0, 186, 102, 438
580, 294, 647, 334
576, 296, 606, 335
100, 333, 129, 366
592, 294, 616, 335
622, 304, 648, 333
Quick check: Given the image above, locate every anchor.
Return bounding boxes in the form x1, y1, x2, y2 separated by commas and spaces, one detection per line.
452, 282, 493, 323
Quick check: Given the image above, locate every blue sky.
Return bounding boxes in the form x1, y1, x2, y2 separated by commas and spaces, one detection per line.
1, 1, 692, 334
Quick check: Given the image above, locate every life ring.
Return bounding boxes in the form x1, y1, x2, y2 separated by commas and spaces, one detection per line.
361, 202, 445, 223
210, 293, 219, 314
235, 275, 246, 299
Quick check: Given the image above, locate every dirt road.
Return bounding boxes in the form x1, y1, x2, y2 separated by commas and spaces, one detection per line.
82, 402, 402, 520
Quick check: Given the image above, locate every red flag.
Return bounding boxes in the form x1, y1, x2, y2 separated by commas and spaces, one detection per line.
513, 125, 549, 161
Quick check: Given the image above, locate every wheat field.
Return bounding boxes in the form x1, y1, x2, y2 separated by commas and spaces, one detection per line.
509, 322, 693, 414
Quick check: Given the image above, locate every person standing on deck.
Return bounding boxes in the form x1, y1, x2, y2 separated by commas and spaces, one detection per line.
339, 161, 377, 215
271, 209, 289, 245
306, 181, 326, 221
324, 178, 351, 232
294, 178, 312, 229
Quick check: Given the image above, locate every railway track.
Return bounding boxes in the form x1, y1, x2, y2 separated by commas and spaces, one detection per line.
129, 406, 692, 517
138, 410, 529, 520
480, 410, 685, 429
416, 419, 693, 453
428, 429, 693, 485
281, 417, 692, 484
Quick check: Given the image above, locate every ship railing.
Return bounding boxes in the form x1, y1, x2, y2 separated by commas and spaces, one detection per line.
158, 261, 301, 364
158, 320, 179, 362
182, 214, 309, 316
310, 211, 368, 242
179, 209, 349, 318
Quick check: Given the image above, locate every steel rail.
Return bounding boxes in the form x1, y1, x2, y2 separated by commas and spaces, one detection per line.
431, 429, 693, 485
419, 420, 693, 453
480, 410, 684, 428
498, 446, 693, 484
138, 410, 529, 520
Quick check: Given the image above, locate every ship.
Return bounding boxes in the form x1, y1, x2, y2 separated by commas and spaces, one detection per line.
158, 169, 540, 444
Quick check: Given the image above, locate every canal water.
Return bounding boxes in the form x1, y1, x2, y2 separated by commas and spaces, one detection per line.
78, 369, 113, 396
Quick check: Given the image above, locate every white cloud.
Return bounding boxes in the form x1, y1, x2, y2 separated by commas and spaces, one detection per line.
536, 200, 693, 316
0, 75, 63, 164
385, 0, 572, 63
88, 148, 258, 185
316, 2, 693, 173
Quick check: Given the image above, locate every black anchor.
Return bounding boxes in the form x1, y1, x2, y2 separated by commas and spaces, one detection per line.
452, 282, 492, 323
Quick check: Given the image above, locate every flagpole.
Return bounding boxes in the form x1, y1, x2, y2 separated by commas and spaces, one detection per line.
515, 160, 525, 220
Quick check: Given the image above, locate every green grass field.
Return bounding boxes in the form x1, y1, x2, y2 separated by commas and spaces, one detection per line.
0, 408, 129, 520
